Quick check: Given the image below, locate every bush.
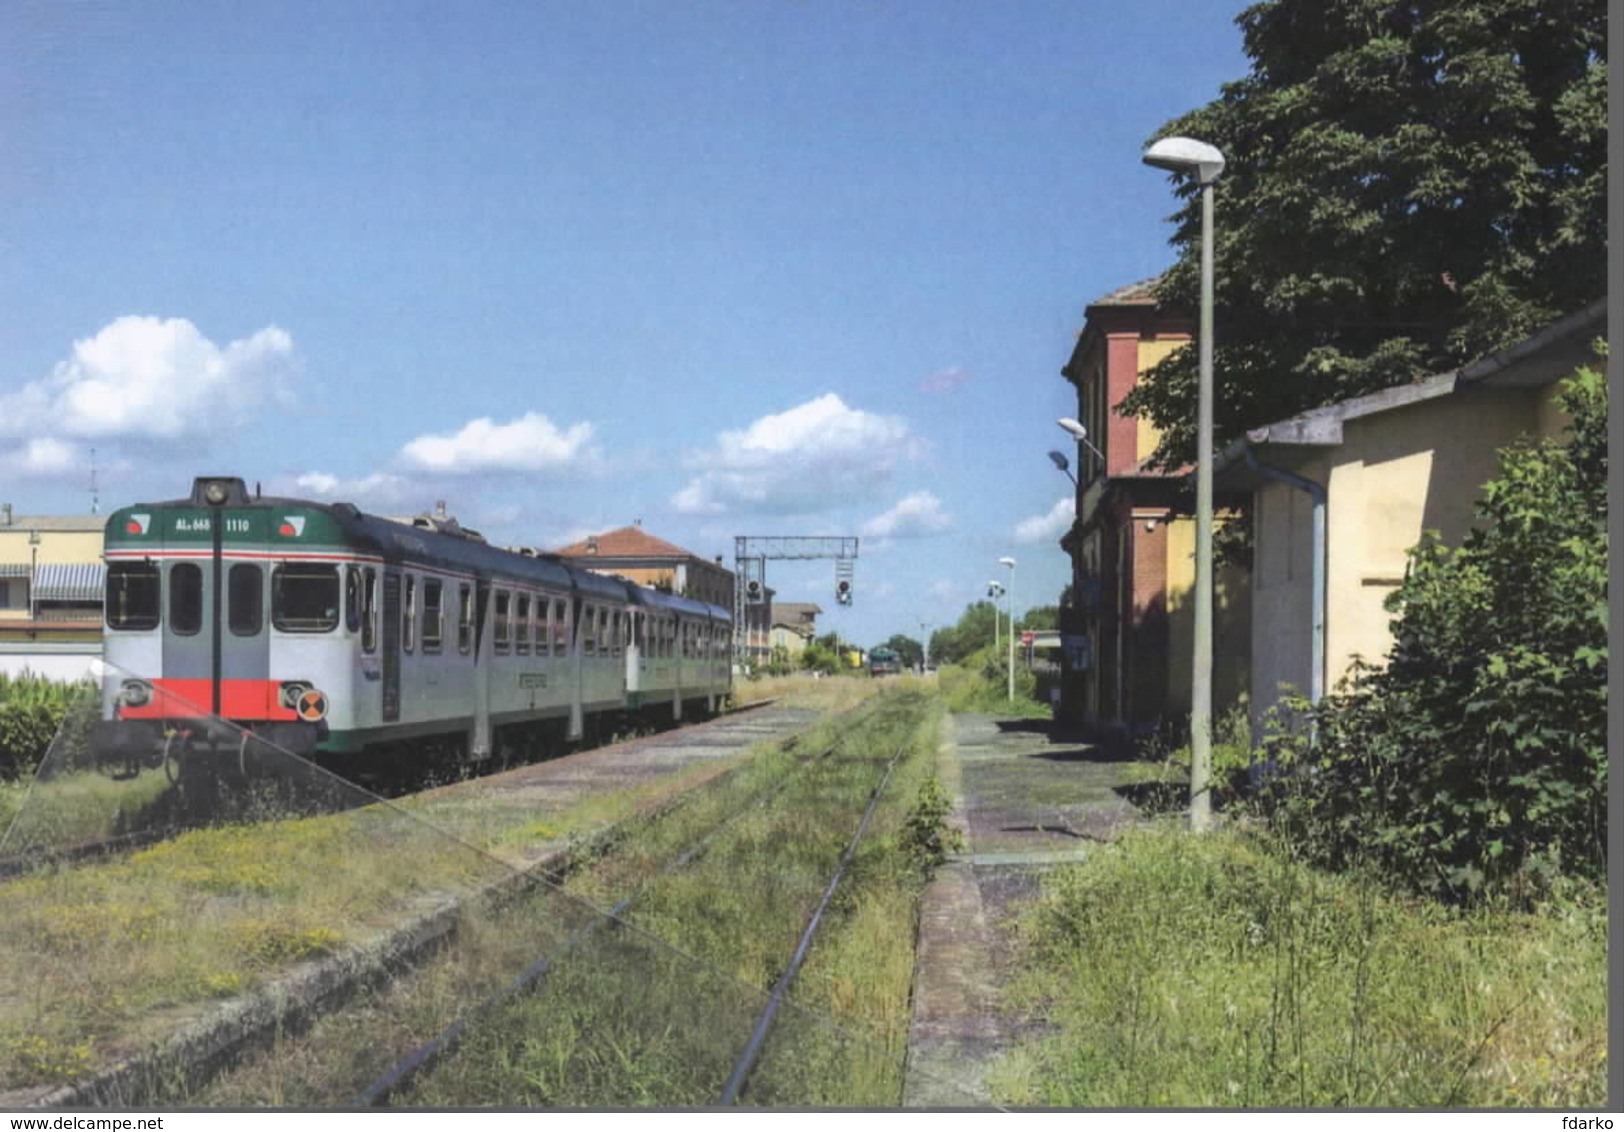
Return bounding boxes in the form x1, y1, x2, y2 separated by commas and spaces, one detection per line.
0, 673, 93, 781
1257, 365, 1608, 904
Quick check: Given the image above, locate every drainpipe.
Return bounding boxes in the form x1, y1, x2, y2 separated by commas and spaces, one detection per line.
1242, 449, 1326, 705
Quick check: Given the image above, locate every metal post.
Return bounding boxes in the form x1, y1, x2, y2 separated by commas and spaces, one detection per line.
1190, 177, 1215, 833
1006, 564, 1016, 700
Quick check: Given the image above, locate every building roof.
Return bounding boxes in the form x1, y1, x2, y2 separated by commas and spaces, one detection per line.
0, 515, 107, 533
770, 602, 822, 624
1088, 274, 1164, 308
1214, 299, 1606, 483
553, 525, 703, 562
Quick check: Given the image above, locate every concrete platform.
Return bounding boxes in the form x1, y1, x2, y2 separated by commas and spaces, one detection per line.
903, 714, 1162, 1108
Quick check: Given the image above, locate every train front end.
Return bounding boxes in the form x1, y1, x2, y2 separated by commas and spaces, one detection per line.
94, 476, 358, 774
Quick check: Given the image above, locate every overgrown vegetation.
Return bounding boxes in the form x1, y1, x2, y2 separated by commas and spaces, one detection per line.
0, 672, 92, 782
1255, 367, 1607, 904
936, 646, 1048, 718
996, 824, 1606, 1108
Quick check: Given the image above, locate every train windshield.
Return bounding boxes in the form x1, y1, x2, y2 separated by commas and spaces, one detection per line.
272, 564, 340, 633
105, 562, 160, 630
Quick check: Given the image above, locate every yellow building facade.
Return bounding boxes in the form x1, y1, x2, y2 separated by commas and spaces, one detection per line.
1220, 300, 1604, 732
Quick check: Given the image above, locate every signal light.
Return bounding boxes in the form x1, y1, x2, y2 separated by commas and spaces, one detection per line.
836, 580, 852, 605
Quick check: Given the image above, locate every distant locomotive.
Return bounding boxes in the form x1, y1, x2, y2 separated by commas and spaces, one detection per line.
91, 477, 732, 779
867, 646, 902, 677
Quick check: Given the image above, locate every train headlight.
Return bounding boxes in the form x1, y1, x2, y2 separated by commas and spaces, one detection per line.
119, 679, 152, 707
279, 681, 311, 710
203, 480, 230, 505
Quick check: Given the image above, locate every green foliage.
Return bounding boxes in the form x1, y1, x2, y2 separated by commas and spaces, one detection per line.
899, 776, 964, 874
0, 673, 93, 781
1000, 825, 1607, 1107
936, 647, 1048, 717
877, 634, 923, 669
928, 601, 998, 666
1124, 0, 1607, 470
798, 640, 841, 676
1258, 366, 1607, 903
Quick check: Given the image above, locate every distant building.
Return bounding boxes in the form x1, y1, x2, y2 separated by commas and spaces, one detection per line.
768, 602, 823, 656
1055, 275, 1250, 737
0, 509, 106, 680
552, 525, 735, 609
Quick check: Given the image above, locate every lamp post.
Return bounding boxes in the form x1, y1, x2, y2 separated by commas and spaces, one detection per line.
987, 581, 1004, 656
998, 557, 1016, 700
1142, 135, 1224, 833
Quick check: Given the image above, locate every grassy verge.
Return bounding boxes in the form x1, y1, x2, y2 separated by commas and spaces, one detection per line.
0, 705, 820, 1095
991, 822, 1608, 1107
397, 689, 944, 1106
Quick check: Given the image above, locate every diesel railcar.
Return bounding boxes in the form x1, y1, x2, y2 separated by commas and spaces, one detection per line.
91, 476, 732, 778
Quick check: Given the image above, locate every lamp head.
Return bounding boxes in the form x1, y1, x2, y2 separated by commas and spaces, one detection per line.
999, 557, 1016, 569
1142, 136, 1226, 185
1056, 417, 1088, 441
1047, 450, 1071, 473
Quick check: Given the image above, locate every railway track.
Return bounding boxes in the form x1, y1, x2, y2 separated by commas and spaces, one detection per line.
3, 697, 874, 1110
0, 697, 782, 882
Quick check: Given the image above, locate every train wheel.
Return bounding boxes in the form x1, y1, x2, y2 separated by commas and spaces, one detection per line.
162, 732, 185, 786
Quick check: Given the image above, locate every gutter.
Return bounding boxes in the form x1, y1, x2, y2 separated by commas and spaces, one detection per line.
1240, 449, 1326, 706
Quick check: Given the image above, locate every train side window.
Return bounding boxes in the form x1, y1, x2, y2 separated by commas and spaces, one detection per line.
273, 564, 340, 633
598, 608, 609, 658
581, 603, 596, 656
362, 568, 378, 654
423, 579, 443, 652
228, 564, 263, 636
458, 584, 474, 655
106, 562, 161, 631
169, 563, 203, 636
553, 599, 570, 655
609, 609, 622, 657
539, 598, 552, 657
494, 591, 511, 654
515, 594, 531, 655
403, 574, 417, 654
345, 567, 362, 633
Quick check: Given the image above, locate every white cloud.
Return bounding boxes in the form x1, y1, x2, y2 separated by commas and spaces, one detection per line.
861, 491, 953, 538
285, 471, 416, 510
0, 316, 299, 440
0, 438, 81, 478
399, 412, 598, 474
1014, 495, 1075, 544
672, 393, 917, 516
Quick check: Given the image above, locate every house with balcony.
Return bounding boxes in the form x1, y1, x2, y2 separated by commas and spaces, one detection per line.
1054, 276, 1250, 737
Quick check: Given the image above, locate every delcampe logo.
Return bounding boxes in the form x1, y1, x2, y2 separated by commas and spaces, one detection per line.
278, 516, 307, 537
124, 513, 151, 535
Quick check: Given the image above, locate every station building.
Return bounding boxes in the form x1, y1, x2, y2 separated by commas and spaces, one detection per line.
0, 508, 107, 680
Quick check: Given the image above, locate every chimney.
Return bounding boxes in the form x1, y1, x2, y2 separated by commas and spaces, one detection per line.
1, 504, 10, 527
587, 535, 598, 555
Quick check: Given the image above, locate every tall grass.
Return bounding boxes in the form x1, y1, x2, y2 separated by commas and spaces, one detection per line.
993, 822, 1607, 1108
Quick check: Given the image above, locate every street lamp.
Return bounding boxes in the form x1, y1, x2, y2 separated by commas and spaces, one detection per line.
1056, 417, 1107, 468
1143, 134, 1224, 833
986, 581, 1004, 655
998, 557, 1016, 700
1047, 450, 1077, 486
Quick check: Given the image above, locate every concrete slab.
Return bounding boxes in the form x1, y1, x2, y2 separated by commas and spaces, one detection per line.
903, 713, 1163, 1108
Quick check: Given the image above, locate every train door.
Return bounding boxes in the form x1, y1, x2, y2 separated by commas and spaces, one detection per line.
381, 570, 401, 722
162, 554, 271, 720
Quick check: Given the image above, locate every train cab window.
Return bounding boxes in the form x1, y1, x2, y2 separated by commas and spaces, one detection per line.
515, 594, 531, 655
169, 563, 203, 636
553, 599, 570, 655
362, 568, 378, 654
403, 574, 417, 653
106, 562, 160, 631
228, 564, 263, 636
458, 584, 474, 655
345, 567, 362, 633
423, 579, 443, 652
494, 591, 511, 654
272, 564, 340, 633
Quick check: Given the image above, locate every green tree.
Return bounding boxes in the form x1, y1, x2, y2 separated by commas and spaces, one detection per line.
799, 640, 841, 676
1266, 364, 1607, 902
880, 634, 924, 669
930, 601, 999, 666
1124, 0, 1607, 469
1016, 605, 1059, 632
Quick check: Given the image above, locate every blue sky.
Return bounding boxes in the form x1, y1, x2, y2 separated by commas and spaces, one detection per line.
0, 1, 1249, 648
